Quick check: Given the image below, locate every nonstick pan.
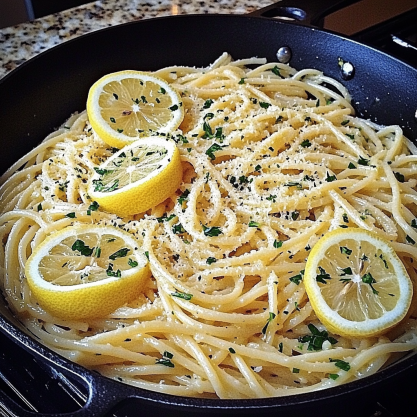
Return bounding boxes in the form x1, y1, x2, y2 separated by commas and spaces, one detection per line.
1, 1, 417, 416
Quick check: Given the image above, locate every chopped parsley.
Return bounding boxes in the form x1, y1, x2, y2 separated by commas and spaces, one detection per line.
109, 247, 130, 260
273, 240, 283, 248
330, 358, 350, 372
262, 312, 276, 335
358, 156, 370, 166
203, 99, 214, 109
206, 257, 217, 265
361, 272, 378, 294
72, 239, 94, 256
298, 323, 337, 351
325, 172, 337, 182
340, 246, 352, 256
128, 258, 138, 268
157, 213, 176, 223
259, 102, 271, 109
316, 266, 331, 284
155, 351, 175, 368
172, 223, 186, 234
202, 225, 223, 237
171, 291, 193, 301
205, 143, 225, 160
289, 270, 304, 285
271, 66, 282, 77
177, 189, 190, 206
106, 263, 121, 277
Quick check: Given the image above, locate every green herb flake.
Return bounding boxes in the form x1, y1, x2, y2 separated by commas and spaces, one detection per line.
340, 246, 352, 256
157, 213, 176, 223
358, 156, 370, 166
273, 240, 283, 249
316, 266, 331, 284
66, 212, 76, 218
298, 323, 338, 351
301, 139, 311, 148
291, 211, 300, 221
203, 99, 214, 109
289, 270, 305, 285
106, 263, 121, 277
172, 223, 186, 234
330, 358, 351, 372
206, 257, 217, 265
171, 291, 193, 301
202, 224, 223, 237
177, 189, 190, 206
128, 258, 138, 268
361, 272, 379, 295
72, 239, 94, 256
271, 66, 282, 77
249, 221, 260, 228
325, 172, 337, 182
205, 143, 224, 160
229, 347, 236, 354
109, 247, 130, 260
262, 312, 276, 335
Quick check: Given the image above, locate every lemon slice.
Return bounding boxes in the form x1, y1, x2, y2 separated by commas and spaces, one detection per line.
87, 136, 182, 217
304, 228, 413, 337
87, 70, 184, 148
25, 225, 150, 320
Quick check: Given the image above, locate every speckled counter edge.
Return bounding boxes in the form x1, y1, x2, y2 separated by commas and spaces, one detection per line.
0, 0, 274, 79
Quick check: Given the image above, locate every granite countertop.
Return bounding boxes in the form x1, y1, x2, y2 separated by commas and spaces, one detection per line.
0, 0, 275, 80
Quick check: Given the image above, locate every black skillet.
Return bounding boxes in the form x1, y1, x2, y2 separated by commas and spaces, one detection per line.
1, 1, 417, 416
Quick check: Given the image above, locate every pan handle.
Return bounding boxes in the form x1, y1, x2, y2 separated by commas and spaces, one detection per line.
248, 0, 361, 28
0, 322, 134, 417
0, 374, 129, 417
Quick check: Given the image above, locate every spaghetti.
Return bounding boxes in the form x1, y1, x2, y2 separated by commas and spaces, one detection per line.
1, 53, 417, 398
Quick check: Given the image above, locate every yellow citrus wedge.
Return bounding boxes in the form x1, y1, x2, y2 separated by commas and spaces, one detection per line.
87, 136, 182, 217
87, 70, 184, 148
304, 228, 413, 337
25, 225, 150, 320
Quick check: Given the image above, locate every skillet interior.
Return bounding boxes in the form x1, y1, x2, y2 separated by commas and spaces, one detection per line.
1, 13, 417, 416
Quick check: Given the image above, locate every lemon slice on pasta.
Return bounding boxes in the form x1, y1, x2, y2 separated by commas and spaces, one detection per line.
87, 136, 182, 217
87, 70, 184, 148
304, 228, 413, 337
25, 225, 150, 321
